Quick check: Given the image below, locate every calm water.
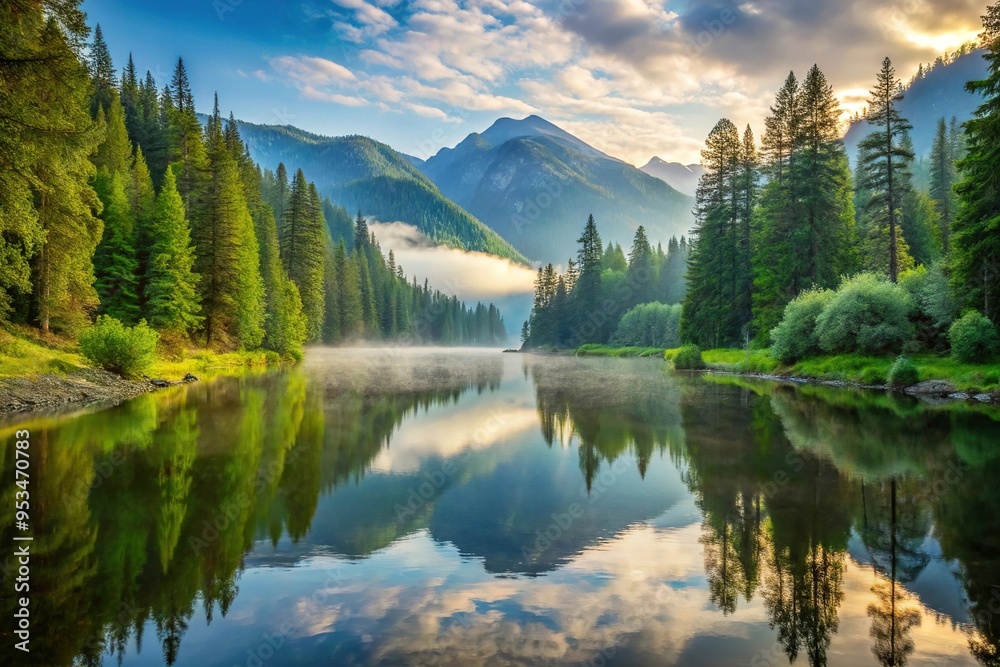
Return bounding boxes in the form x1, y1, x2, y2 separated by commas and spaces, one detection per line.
2, 348, 999, 667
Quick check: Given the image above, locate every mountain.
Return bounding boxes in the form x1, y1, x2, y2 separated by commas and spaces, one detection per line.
639, 158, 706, 197
843, 49, 989, 161
419, 115, 695, 264
226, 119, 528, 264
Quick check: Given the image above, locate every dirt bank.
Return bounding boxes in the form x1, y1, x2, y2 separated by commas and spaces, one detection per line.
0, 369, 167, 414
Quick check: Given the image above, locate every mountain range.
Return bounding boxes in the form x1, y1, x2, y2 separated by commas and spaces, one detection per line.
417, 115, 694, 263
227, 119, 528, 264
844, 49, 989, 160
638, 158, 706, 197
224, 50, 986, 269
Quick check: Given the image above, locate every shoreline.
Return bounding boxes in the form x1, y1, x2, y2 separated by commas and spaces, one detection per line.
0, 368, 170, 415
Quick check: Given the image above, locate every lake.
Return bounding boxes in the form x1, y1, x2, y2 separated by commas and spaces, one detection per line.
1, 348, 999, 666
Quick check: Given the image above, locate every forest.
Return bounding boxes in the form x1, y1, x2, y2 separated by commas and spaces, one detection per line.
523, 3, 1000, 373
0, 2, 507, 375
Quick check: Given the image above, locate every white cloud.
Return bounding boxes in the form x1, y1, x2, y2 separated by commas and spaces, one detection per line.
370, 221, 537, 300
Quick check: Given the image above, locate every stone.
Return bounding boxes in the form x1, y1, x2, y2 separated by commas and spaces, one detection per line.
183, 373, 199, 383
973, 393, 993, 403
948, 392, 970, 400
903, 380, 957, 396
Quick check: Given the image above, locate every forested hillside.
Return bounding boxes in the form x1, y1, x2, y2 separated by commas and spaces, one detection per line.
0, 6, 508, 366
523, 9, 1000, 372
225, 120, 528, 264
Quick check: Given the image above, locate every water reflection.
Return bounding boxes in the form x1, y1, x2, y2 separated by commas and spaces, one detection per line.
0, 351, 997, 666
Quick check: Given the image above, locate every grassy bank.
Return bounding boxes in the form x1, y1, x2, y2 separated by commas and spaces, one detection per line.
575, 341, 1000, 394
0, 326, 284, 381
687, 347, 1000, 393
575, 344, 668, 358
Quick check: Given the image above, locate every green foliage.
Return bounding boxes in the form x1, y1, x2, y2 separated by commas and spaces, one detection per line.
813, 273, 916, 355
610, 302, 681, 348
952, 3, 1000, 325
887, 356, 920, 386
672, 344, 706, 370
682, 119, 756, 348
949, 310, 1000, 363
145, 167, 201, 333
79, 316, 159, 378
770, 288, 834, 363
899, 264, 956, 349
752, 66, 857, 342
93, 169, 140, 323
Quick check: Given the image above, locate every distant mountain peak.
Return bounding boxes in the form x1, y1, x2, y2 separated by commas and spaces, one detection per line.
640, 158, 705, 197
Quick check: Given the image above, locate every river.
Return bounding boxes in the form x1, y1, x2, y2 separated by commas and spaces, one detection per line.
1, 348, 998, 666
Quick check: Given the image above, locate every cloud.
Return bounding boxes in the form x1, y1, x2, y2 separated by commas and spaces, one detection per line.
369, 222, 537, 300
267, 0, 985, 164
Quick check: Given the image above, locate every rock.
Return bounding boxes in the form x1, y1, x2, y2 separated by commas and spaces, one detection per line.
904, 380, 957, 397
974, 393, 993, 403
948, 392, 970, 401
150, 379, 171, 388
183, 373, 199, 383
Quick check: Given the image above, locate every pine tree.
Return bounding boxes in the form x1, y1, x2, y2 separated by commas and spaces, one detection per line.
131, 146, 156, 308
2, 3, 104, 332
952, 1, 1000, 323
625, 225, 655, 308
279, 170, 326, 341
859, 57, 914, 282
195, 102, 265, 348
929, 119, 954, 253
93, 170, 139, 323
357, 252, 378, 336
166, 58, 207, 216
753, 66, 856, 340
572, 214, 604, 339
88, 23, 115, 115
354, 209, 370, 252
682, 119, 748, 347
334, 240, 363, 338
145, 167, 201, 333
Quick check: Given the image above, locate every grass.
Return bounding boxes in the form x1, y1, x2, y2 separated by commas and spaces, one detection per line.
575, 344, 667, 358
586, 341, 1000, 394
1, 326, 285, 381
699, 347, 1000, 393
0, 327, 88, 377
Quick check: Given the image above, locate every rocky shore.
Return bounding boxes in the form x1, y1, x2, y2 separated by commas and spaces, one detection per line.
0, 369, 197, 415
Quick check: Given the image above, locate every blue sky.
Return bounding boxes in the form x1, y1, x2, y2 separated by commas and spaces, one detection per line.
85, 0, 988, 164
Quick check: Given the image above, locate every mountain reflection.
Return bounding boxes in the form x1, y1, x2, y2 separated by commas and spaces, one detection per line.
0, 353, 998, 666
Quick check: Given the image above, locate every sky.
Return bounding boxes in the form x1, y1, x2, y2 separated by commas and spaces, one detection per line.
85, 0, 987, 166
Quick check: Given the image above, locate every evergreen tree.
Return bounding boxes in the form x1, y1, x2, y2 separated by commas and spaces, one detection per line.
131, 146, 156, 308
682, 118, 749, 347
952, 1, 1000, 323
859, 57, 914, 282
625, 225, 656, 309
93, 171, 140, 322
145, 167, 201, 333
572, 214, 604, 340
357, 252, 378, 336
165, 58, 207, 216
929, 117, 958, 253
753, 66, 855, 341
278, 170, 326, 341
334, 240, 363, 338
88, 23, 115, 115
194, 102, 265, 348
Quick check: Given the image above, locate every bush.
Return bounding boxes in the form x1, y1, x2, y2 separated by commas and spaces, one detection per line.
887, 356, 919, 387
770, 288, 834, 363
610, 302, 681, 348
814, 273, 916, 356
948, 311, 1000, 363
899, 264, 956, 350
79, 316, 159, 379
673, 344, 706, 370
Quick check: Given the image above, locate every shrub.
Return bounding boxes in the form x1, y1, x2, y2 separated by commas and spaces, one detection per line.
79, 316, 159, 379
610, 302, 682, 348
770, 288, 834, 363
814, 273, 915, 356
899, 264, 956, 350
887, 356, 919, 387
673, 344, 706, 370
948, 311, 1000, 363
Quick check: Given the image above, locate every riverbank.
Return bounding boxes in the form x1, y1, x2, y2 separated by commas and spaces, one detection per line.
569, 344, 1000, 403
0, 328, 283, 414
